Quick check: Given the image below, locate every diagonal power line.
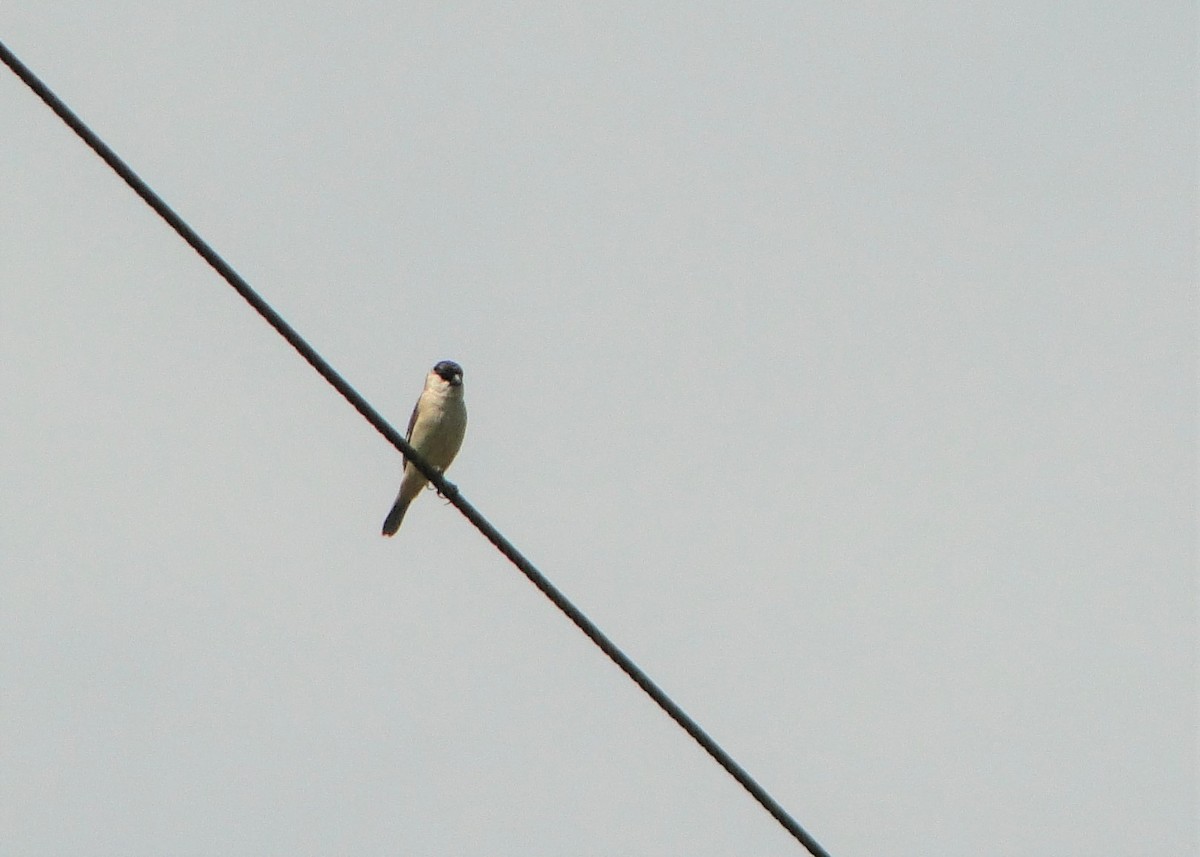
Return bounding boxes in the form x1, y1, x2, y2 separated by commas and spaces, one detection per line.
1, 39, 832, 857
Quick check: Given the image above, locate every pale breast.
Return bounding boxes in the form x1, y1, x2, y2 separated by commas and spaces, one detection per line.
409, 393, 467, 471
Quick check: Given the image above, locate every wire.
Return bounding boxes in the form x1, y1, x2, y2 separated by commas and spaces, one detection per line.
1, 39, 833, 857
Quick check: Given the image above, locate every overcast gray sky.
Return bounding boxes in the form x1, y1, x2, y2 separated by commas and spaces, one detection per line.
1, 3, 1195, 855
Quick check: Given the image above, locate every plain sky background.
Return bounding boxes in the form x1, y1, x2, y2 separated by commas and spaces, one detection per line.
1, 3, 1195, 855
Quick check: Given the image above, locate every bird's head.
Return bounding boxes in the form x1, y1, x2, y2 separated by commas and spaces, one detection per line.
432, 360, 464, 388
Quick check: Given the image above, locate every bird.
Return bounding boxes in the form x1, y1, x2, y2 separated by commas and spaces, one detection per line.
381, 360, 467, 536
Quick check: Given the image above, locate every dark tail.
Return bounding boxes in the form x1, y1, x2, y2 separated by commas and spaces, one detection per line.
381, 495, 411, 537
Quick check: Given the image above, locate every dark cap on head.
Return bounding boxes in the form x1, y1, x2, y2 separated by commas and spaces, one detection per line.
433, 360, 463, 386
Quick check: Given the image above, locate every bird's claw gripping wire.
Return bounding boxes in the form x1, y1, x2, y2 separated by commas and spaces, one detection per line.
425, 477, 459, 502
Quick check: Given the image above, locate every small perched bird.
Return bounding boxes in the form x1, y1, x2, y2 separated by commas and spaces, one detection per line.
381, 360, 468, 536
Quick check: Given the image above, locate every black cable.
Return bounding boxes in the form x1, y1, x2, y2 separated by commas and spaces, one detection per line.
1, 39, 833, 857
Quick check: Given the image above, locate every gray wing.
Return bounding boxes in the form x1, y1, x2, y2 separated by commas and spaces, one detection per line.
402, 398, 420, 469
